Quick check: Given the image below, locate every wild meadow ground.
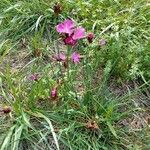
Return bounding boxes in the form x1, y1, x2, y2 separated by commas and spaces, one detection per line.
0, 0, 150, 150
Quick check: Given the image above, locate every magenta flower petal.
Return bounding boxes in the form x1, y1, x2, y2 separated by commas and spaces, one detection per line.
56, 19, 75, 35
64, 36, 77, 46
58, 53, 66, 61
64, 19, 74, 28
71, 51, 81, 64
56, 23, 64, 32
72, 27, 85, 40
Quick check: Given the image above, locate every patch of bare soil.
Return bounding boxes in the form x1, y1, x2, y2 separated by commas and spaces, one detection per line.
109, 78, 136, 96
110, 80, 150, 131
0, 48, 31, 74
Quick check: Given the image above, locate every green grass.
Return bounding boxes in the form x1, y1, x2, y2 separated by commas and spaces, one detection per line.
0, 0, 150, 149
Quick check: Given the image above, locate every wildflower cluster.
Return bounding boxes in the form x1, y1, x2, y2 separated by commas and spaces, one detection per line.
29, 19, 106, 101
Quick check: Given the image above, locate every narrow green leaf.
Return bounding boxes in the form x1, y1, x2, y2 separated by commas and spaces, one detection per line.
1, 125, 16, 150
107, 122, 118, 138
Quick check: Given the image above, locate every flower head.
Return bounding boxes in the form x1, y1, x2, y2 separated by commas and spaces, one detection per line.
56, 19, 86, 46
87, 32, 95, 43
56, 19, 74, 35
63, 28, 85, 46
71, 51, 81, 64
99, 39, 106, 46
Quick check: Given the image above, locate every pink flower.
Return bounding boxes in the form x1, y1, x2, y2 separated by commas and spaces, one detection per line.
87, 32, 95, 43
71, 51, 80, 64
63, 28, 85, 46
55, 53, 66, 61
56, 19, 86, 46
72, 27, 85, 40
29, 74, 39, 81
99, 39, 106, 46
50, 87, 58, 99
56, 19, 74, 35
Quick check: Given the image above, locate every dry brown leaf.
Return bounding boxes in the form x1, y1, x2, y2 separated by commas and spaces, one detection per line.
85, 120, 99, 130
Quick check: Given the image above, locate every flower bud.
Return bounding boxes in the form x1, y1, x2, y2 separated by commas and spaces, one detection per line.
53, 3, 62, 15
2, 106, 11, 114
50, 87, 58, 100
87, 32, 95, 43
